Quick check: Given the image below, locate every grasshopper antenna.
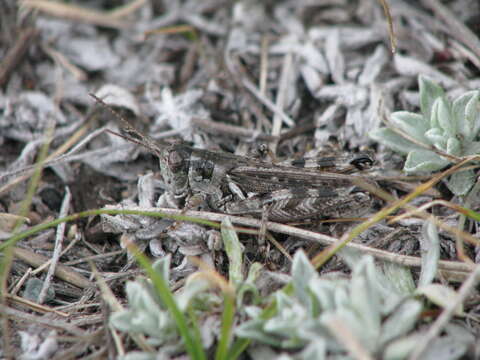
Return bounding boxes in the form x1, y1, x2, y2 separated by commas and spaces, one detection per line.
90, 93, 141, 136
89, 92, 165, 156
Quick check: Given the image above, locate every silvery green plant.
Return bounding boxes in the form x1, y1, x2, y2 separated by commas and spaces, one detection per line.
110, 255, 216, 359
236, 222, 474, 360
236, 251, 423, 359
110, 218, 262, 360
109, 221, 473, 359
370, 75, 480, 195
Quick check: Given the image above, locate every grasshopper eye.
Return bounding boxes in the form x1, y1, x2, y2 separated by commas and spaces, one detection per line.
350, 155, 374, 170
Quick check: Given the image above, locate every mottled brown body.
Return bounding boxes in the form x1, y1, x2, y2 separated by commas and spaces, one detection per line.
94, 95, 374, 223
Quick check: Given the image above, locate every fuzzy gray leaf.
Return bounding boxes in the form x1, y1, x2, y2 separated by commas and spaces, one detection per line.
464, 141, 480, 156
120, 352, 157, 360
419, 220, 440, 287
380, 299, 422, 345
152, 254, 171, 284
436, 97, 456, 136
446, 137, 461, 156
370, 128, 424, 155
291, 250, 317, 307
308, 279, 340, 312
453, 90, 480, 142
350, 259, 381, 339
421, 336, 470, 360
404, 150, 450, 173
381, 263, 416, 296
125, 281, 159, 312
236, 319, 283, 347
419, 75, 445, 122
415, 284, 464, 316
446, 170, 476, 196
298, 339, 326, 360
176, 276, 211, 311
424, 127, 447, 148
221, 217, 245, 285
425, 128, 449, 151
383, 334, 421, 360
390, 111, 430, 144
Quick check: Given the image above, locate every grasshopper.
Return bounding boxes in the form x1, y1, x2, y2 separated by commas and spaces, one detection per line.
92, 94, 374, 224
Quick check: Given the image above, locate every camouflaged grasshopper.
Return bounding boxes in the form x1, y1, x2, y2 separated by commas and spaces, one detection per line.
92, 94, 374, 223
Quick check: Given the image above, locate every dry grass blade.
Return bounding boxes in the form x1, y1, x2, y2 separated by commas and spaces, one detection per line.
37, 188, 72, 304
41, 44, 88, 81
377, 0, 396, 53
421, 0, 480, 59
390, 199, 480, 224
2, 123, 54, 357
108, 0, 147, 19
0, 120, 92, 196
13, 247, 93, 289
6, 294, 68, 317
0, 27, 39, 87
0, 305, 85, 336
188, 256, 235, 298
20, 0, 131, 28
144, 24, 197, 38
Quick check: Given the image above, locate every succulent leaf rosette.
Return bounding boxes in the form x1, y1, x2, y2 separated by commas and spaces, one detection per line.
370, 76, 480, 195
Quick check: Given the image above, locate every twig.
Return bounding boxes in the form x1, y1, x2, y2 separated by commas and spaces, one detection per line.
0, 114, 94, 196
271, 52, 293, 153
191, 117, 276, 142
13, 247, 93, 289
116, 206, 474, 278
41, 44, 88, 81
6, 294, 68, 317
259, 36, 270, 97
0, 304, 85, 335
63, 249, 125, 266
20, 0, 130, 28
31, 229, 82, 275
0, 27, 39, 87
378, 0, 396, 53
226, 55, 295, 127
421, 0, 480, 61
10, 268, 33, 296
38, 187, 72, 304
108, 0, 147, 19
